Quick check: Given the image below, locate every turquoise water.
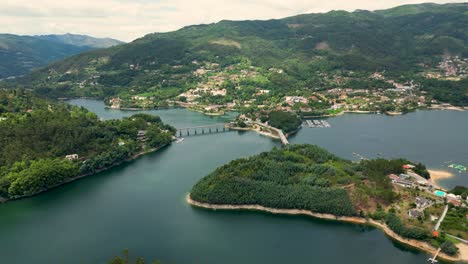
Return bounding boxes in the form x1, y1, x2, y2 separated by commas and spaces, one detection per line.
435, 190, 447, 197
0, 99, 466, 264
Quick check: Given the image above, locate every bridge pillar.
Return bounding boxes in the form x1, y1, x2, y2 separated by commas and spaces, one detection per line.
202, 129, 205, 134
194, 129, 197, 135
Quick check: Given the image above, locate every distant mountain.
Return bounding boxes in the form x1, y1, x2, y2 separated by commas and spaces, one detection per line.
36, 33, 124, 49
0, 34, 123, 79
9, 3, 468, 104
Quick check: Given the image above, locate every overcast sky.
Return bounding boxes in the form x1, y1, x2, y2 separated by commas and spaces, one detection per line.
0, 0, 462, 42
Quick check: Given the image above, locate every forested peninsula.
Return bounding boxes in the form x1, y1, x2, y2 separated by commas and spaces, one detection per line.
0, 89, 175, 201
189, 145, 468, 261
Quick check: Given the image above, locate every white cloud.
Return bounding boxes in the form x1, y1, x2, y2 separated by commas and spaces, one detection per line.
0, 0, 462, 42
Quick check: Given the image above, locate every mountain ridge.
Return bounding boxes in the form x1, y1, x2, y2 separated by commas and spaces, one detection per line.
6, 3, 468, 106
0, 33, 124, 79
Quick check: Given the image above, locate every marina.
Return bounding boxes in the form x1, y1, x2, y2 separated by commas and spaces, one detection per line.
304, 119, 331, 128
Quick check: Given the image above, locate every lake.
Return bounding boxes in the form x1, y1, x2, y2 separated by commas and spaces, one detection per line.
0, 99, 466, 264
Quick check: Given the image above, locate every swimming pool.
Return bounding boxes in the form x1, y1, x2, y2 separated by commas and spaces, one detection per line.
435, 190, 446, 197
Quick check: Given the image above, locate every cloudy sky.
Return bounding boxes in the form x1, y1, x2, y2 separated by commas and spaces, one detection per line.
0, 0, 462, 42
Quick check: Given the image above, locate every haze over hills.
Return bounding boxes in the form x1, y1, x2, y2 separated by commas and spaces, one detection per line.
35, 33, 124, 49
0, 34, 123, 79
9, 3, 468, 105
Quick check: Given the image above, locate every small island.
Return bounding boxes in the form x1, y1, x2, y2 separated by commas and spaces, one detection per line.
188, 144, 468, 262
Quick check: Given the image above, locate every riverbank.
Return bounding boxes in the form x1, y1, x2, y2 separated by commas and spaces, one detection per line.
0, 144, 171, 204
429, 105, 465, 112
187, 194, 465, 262
230, 125, 280, 140
105, 106, 179, 111
187, 107, 225, 116
386, 111, 403, 116
302, 111, 345, 118
429, 170, 454, 190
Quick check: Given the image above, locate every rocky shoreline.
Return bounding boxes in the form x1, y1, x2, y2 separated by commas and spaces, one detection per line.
186, 194, 465, 262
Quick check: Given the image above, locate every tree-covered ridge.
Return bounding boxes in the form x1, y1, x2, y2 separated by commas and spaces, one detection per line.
0, 34, 123, 79
0, 90, 175, 199
8, 3, 467, 108
190, 145, 467, 256
191, 145, 421, 216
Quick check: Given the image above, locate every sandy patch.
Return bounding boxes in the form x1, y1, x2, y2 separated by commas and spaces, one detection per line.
457, 243, 468, 261
429, 170, 454, 188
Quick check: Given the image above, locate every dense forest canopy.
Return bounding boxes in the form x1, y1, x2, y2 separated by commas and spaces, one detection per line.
190, 144, 426, 216
0, 89, 175, 199
268, 111, 302, 133
190, 144, 467, 256
0, 34, 122, 79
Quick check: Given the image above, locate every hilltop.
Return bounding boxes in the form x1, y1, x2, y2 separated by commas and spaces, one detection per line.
35, 33, 123, 49
6, 3, 468, 113
0, 34, 123, 79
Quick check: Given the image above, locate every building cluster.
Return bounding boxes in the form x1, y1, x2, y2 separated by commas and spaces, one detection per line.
387, 164, 466, 221
408, 196, 434, 218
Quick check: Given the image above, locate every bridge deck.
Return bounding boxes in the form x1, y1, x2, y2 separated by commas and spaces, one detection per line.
177, 123, 227, 130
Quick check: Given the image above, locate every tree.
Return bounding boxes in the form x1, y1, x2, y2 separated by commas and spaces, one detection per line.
441, 240, 459, 256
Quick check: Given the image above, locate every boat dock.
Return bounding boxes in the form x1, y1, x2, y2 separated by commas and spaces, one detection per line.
304, 119, 331, 128
428, 247, 441, 263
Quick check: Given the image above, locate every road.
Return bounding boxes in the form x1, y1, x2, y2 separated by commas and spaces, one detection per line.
434, 204, 449, 231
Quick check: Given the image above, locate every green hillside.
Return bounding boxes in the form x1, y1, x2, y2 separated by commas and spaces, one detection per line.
0, 89, 174, 199
8, 3, 468, 105
190, 144, 464, 256
0, 34, 123, 79
36, 33, 123, 48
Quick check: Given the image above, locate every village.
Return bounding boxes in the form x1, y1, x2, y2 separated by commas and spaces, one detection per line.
101, 59, 466, 117
386, 163, 468, 246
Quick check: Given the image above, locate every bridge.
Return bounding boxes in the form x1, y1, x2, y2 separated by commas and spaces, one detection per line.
177, 123, 230, 137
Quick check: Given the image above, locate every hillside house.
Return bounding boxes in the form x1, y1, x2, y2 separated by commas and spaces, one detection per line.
137, 130, 147, 141
65, 154, 79, 161
415, 197, 433, 209
408, 209, 423, 218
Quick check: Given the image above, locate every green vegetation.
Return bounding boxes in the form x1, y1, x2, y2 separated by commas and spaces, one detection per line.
0, 89, 174, 199
0, 34, 122, 79
108, 250, 164, 264
190, 144, 466, 254
268, 111, 302, 133
385, 212, 429, 240
191, 145, 428, 217
6, 3, 467, 110
441, 240, 459, 256
450, 186, 468, 199
191, 145, 356, 216
440, 206, 468, 239
36, 33, 123, 49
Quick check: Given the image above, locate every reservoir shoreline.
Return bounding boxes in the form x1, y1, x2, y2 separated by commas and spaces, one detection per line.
187, 194, 465, 262
0, 144, 170, 204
